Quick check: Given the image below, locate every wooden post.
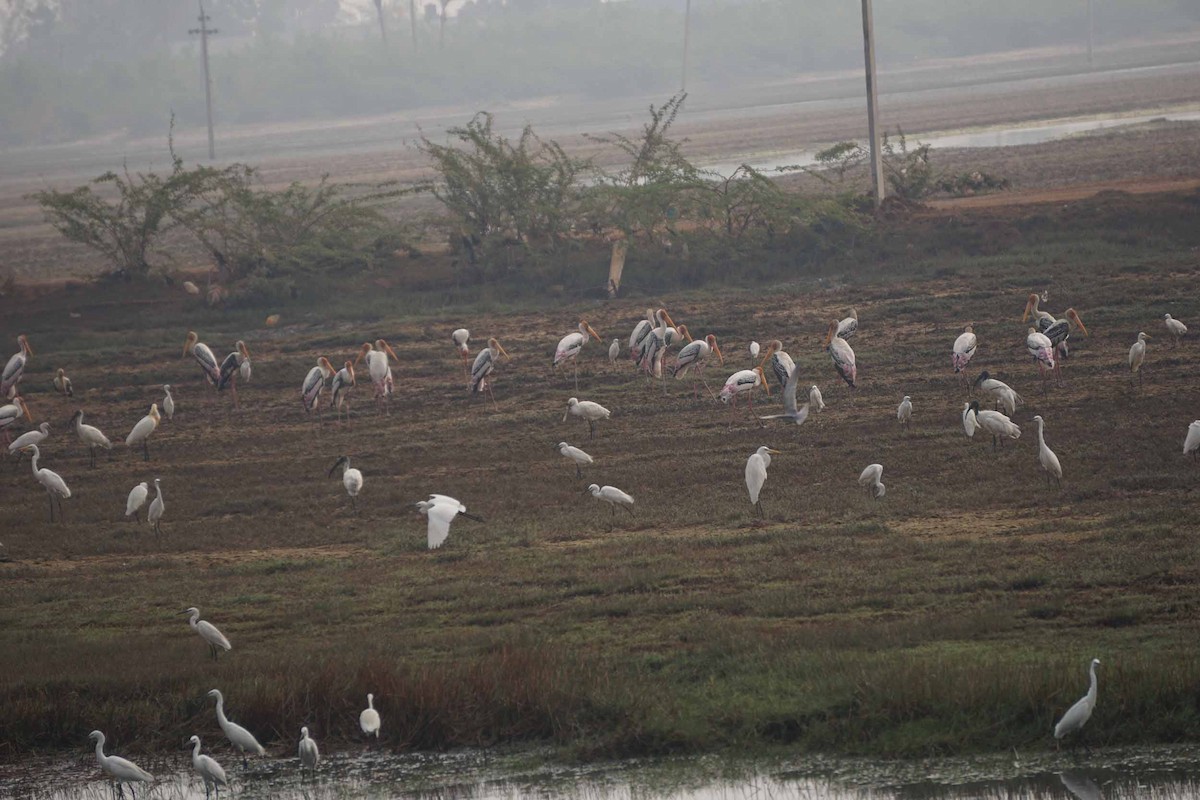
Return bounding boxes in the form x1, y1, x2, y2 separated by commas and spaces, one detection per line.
410, 0, 418, 50
860, 0, 884, 208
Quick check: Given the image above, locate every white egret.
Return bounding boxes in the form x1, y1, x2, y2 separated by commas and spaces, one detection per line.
162, 385, 175, 420
54, 368, 73, 398
301, 357, 335, 419
207, 689, 265, 767
8, 421, 50, 464
71, 410, 113, 467
1164, 314, 1188, 346
760, 340, 795, 389
608, 339, 620, 364
2, 334, 33, 398
1185, 421, 1200, 459
858, 463, 885, 500
837, 308, 859, 339
330, 360, 356, 423
673, 333, 724, 398
0, 396, 32, 444
1026, 327, 1056, 390
973, 371, 1023, 416
125, 481, 149, 522
356, 340, 398, 413
968, 401, 1021, 450
749, 340, 760, 360
125, 403, 161, 461
586, 484, 635, 518
745, 446, 781, 518
758, 365, 809, 426
417, 495, 484, 549
88, 730, 152, 798
1054, 658, 1100, 745
824, 321, 857, 389
556, 441, 594, 478
555, 321, 603, 389
183, 331, 221, 389
22, 444, 70, 522
187, 735, 228, 799
952, 324, 977, 376
564, 397, 610, 439
1033, 415, 1062, 486
809, 385, 825, 412
147, 478, 165, 536
298, 727, 319, 778
329, 455, 364, 512
183, 607, 232, 660
1129, 332, 1150, 386
469, 338, 510, 403
962, 402, 979, 439
360, 693, 381, 738
897, 396, 913, 428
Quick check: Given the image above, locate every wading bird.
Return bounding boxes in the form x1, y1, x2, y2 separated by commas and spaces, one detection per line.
416, 495, 483, 549
952, 324, 977, 377
969, 400, 1021, 449
207, 689, 265, 767
125, 481, 149, 522
1185, 421, 1200, 460
897, 396, 913, 428
1033, 415, 1062, 486
760, 340, 795, 389
330, 360, 356, 423
634, 310, 679, 377
183, 331, 221, 389
71, 410, 112, 467
608, 339, 620, 364
628, 308, 657, 361
555, 321, 602, 390
360, 693, 381, 739
973, 371, 1023, 416
1022, 292, 1056, 330
217, 341, 252, 408
1026, 327, 1057, 390
301, 357, 335, 420
564, 397, 610, 439
1042, 308, 1088, 367
53, 368, 73, 398
749, 340, 760, 360
452, 327, 471, 364
1129, 332, 1150, 386
187, 735, 228, 799
22, 444, 70, 522
183, 607, 232, 660
719, 366, 769, 421
1164, 314, 1188, 346
824, 321, 857, 389
758, 365, 809, 426
745, 446, 781, 518
329, 455, 363, 512
357, 340, 397, 413
0, 396, 32, 444
126, 404, 161, 461
89, 730, 152, 799
298, 727, 319, 779
809, 385, 825, 412
147, 478, 165, 536
962, 402, 979, 439
8, 421, 49, 466
673, 333, 723, 398
2, 334, 32, 398
162, 385, 175, 420
1054, 658, 1100, 746
556, 441, 593, 478
469, 338, 510, 404
859, 463, 885, 499
585, 484, 634, 519
837, 308, 859, 339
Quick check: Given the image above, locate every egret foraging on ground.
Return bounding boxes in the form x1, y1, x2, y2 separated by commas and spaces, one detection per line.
952, 324, 977, 377
859, 463, 885, 499
417, 495, 484, 549
207, 689, 265, 767
673, 333, 723, 398
564, 397, 610, 439
330, 360, 356, 423
897, 396, 913, 428
1033, 415, 1063, 486
162, 385, 175, 420
973, 371, 1023, 416
452, 327, 471, 363
187, 735, 228, 799
586, 484, 635, 518
22, 444, 70, 522
608, 339, 620, 364
183, 607, 232, 660
556, 442, 593, 478
125, 481, 149, 522
745, 446, 781, 518
1164, 314, 1188, 346
1054, 658, 1101, 746
88, 730, 152, 798
301, 357, 335, 419
824, 321, 857, 389
469, 338, 510, 403
1129, 332, 1150, 386
183, 331, 221, 389
1185, 421, 1200, 459
356, 340, 397, 412
71, 410, 112, 467
837, 308, 859, 339
809, 385, 825, 412
147, 478, 165, 536
360, 693, 381, 738
54, 368, 73, 398
1026, 327, 1057, 390
758, 365, 809, 426
555, 321, 603, 389
125, 403, 161, 461
0, 396, 32, 444
8, 421, 49, 465
962, 402, 979, 439
969, 400, 1021, 449
329, 455, 364, 512
298, 727, 319, 778
2, 334, 33, 398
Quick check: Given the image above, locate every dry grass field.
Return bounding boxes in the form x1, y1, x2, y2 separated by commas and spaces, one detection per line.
2, 184, 1200, 762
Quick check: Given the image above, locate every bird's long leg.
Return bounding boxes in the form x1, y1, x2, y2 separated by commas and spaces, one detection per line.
623, 504, 634, 516
576, 465, 582, 479
88, 446, 95, 469
46, 492, 54, 522
573, 359, 579, 392
230, 375, 240, 410
588, 420, 595, 439
142, 439, 150, 462
351, 495, 358, 514
58, 495, 65, 524
487, 380, 497, 409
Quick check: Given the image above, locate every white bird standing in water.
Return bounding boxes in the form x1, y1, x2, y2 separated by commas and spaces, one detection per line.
125, 404, 161, 461
125, 481, 149, 522
1129, 332, 1150, 386
183, 606, 232, 660
859, 463, 885, 499
897, 396, 913, 428
417, 495, 483, 549
89, 731, 152, 798
207, 689, 265, 767
809, 385, 825, 412
187, 735, 228, 799
1054, 658, 1100, 745
147, 477, 165, 536
298, 727, 319, 778
556, 442, 593, 478
564, 397, 610, 439
329, 455, 363, 512
1033, 415, 1063, 486
1185, 421, 1200, 459
1164, 314, 1188, 346
360, 693, 381, 739
162, 385, 175, 420
744, 446, 781, 518
22, 444, 70, 522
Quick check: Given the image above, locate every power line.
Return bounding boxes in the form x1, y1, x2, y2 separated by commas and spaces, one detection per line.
188, 0, 219, 160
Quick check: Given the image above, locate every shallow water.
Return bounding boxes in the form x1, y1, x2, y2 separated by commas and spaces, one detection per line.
9, 745, 1200, 799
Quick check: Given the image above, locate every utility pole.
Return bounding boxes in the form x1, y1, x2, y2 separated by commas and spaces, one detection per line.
1086, 0, 1094, 68
410, 0, 418, 50
681, 0, 691, 92
860, 0, 884, 209
189, 0, 218, 160
373, 0, 388, 47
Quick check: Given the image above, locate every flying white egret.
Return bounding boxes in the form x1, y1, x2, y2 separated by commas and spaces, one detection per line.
1026, 327, 1056, 390
298, 727, 319, 778
329, 455, 364, 512
1185, 421, 1200, 459
207, 689, 265, 767
53, 368, 73, 398
71, 410, 112, 468
1129, 332, 1150, 386
809, 385, 825, 412
125, 481, 149, 522
183, 607, 232, 660
760, 340, 795, 389
1054, 658, 1100, 746
0, 396, 32, 444
417, 495, 484, 549
858, 463, 885, 499
187, 735, 228, 799
673, 333, 723, 398
973, 371, 1023, 416
22, 444, 70, 522
897, 396, 913, 428
608, 339, 620, 364
962, 402, 979, 439
585, 484, 635, 518
147, 478, 165, 536
2, 334, 33, 398
330, 360, 356, 423
837, 308, 859, 339
968, 401, 1021, 450
360, 693, 381, 738
125, 404, 161, 461
183, 331, 221, 390
745, 446, 781, 518
758, 365, 809, 426
215, 341, 251, 408
556, 441, 594, 478
162, 385, 175, 420
89, 730, 152, 798
564, 397, 610, 439
749, 340, 760, 360
1033, 415, 1063, 486
301, 357, 335, 420
555, 321, 603, 390
8, 421, 50, 465
356, 340, 398, 413
952, 324, 977, 376
1164, 314, 1188, 346
824, 321, 857, 389
469, 338, 510, 404
719, 366, 769, 423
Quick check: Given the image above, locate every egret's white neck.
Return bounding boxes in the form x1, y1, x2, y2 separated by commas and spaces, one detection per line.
191, 738, 202, 759
1087, 662, 1098, 699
